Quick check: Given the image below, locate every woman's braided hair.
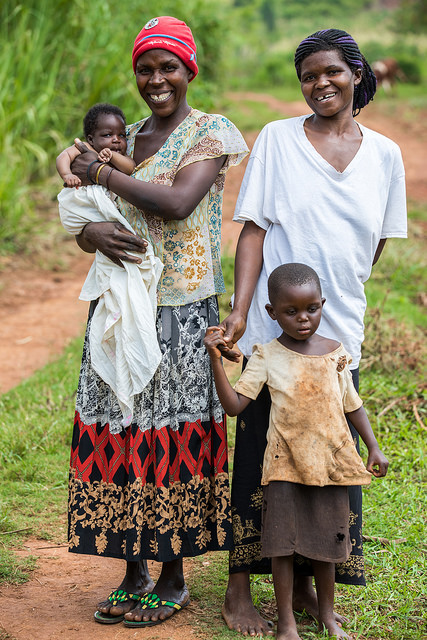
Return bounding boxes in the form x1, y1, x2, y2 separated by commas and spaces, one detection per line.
294, 29, 376, 116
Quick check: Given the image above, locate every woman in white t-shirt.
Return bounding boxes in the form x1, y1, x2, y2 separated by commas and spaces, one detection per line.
219, 29, 407, 636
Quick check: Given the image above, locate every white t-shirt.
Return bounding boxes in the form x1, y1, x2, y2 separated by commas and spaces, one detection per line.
233, 116, 407, 367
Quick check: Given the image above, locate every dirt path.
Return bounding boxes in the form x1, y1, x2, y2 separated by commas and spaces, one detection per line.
0, 539, 206, 640
0, 95, 426, 640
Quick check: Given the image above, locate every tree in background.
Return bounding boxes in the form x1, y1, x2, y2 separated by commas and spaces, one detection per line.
394, 0, 427, 33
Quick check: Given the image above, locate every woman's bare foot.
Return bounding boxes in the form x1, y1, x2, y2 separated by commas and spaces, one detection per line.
124, 558, 189, 625
222, 572, 275, 636
293, 575, 348, 626
97, 559, 154, 618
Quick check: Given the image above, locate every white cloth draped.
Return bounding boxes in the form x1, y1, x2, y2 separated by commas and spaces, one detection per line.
58, 185, 163, 428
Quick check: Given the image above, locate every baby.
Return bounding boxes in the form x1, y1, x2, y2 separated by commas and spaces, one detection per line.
56, 102, 135, 187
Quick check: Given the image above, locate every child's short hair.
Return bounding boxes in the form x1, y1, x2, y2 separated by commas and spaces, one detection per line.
268, 263, 321, 302
83, 103, 126, 138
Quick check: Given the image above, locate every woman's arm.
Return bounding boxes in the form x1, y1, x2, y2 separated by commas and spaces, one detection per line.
204, 327, 251, 416
72, 145, 226, 264
70, 147, 226, 220
219, 221, 266, 353
373, 238, 387, 265
346, 406, 389, 477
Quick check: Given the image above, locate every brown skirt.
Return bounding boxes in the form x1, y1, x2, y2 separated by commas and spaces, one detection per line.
261, 481, 352, 563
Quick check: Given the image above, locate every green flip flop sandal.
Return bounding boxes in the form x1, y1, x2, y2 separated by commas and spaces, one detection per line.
94, 588, 141, 624
123, 592, 190, 628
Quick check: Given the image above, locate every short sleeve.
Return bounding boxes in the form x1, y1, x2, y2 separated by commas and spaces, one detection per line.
381, 145, 407, 239
337, 355, 363, 413
233, 343, 268, 400
232, 127, 270, 230
177, 113, 248, 173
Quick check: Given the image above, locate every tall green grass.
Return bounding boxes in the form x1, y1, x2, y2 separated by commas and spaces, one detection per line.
0, 0, 229, 252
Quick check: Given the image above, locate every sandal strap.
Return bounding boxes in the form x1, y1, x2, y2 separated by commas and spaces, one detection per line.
107, 589, 140, 605
139, 592, 182, 611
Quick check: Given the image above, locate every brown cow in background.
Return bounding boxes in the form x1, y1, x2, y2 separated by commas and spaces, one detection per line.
372, 58, 405, 92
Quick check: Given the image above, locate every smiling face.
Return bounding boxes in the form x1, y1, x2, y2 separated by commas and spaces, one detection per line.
135, 49, 193, 120
266, 281, 325, 343
86, 113, 127, 155
299, 49, 361, 118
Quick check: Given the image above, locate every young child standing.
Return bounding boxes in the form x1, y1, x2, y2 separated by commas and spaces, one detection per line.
56, 102, 136, 187
204, 263, 389, 640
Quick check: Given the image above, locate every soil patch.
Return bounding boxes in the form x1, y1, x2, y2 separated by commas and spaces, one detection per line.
0, 539, 201, 640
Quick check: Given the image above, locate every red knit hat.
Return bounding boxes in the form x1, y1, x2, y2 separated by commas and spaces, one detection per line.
132, 16, 198, 81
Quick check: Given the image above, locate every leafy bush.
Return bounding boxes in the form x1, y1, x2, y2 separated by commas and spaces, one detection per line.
0, 0, 230, 251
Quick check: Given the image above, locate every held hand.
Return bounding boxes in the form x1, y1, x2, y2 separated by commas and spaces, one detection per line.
366, 447, 389, 477
204, 326, 227, 360
81, 221, 148, 266
219, 310, 247, 357
204, 326, 241, 363
98, 147, 113, 163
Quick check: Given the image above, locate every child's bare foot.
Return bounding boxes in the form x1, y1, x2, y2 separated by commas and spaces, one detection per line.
318, 617, 350, 638
276, 621, 302, 640
293, 576, 348, 626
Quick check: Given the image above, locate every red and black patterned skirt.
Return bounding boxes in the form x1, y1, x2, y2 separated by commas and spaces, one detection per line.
68, 297, 232, 562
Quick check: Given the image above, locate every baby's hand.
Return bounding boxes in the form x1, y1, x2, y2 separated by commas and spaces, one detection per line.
63, 173, 81, 188
366, 447, 389, 477
98, 148, 113, 163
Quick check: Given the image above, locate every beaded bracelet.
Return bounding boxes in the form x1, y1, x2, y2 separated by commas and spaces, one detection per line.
87, 160, 99, 184
95, 163, 108, 184
105, 167, 114, 191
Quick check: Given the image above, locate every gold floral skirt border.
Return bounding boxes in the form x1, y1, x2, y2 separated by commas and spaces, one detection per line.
68, 413, 233, 562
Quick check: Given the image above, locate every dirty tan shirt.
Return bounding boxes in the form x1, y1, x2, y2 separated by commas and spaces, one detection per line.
234, 340, 372, 487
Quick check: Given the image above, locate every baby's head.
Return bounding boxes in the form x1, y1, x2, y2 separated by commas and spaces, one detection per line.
83, 103, 127, 155
266, 263, 324, 341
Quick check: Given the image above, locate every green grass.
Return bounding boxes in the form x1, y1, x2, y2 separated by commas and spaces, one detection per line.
0, 338, 83, 544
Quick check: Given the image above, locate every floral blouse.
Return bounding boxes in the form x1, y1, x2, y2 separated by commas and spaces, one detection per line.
117, 109, 248, 306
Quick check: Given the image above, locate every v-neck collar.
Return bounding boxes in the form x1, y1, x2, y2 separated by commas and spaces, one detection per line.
128, 108, 196, 169
298, 115, 366, 178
